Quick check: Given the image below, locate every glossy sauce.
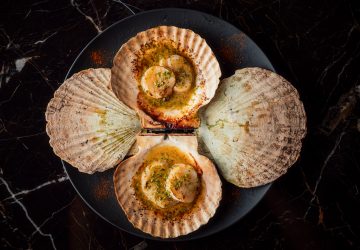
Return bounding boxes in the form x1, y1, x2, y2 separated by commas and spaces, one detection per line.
132, 145, 202, 219
136, 40, 196, 109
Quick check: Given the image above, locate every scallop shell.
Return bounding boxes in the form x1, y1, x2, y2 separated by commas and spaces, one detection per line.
45, 68, 141, 174
113, 135, 222, 238
197, 67, 307, 187
111, 26, 221, 128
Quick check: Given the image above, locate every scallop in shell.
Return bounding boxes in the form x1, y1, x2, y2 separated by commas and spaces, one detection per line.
45, 68, 141, 174
197, 67, 307, 188
111, 26, 221, 129
113, 135, 222, 238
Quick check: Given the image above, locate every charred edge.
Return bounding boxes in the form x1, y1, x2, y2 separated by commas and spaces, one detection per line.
141, 128, 195, 134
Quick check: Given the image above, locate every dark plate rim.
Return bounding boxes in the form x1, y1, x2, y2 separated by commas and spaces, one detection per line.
62, 7, 273, 241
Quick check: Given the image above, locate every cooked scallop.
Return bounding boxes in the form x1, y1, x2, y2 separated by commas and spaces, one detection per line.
111, 26, 221, 128
197, 67, 307, 187
141, 66, 176, 99
141, 160, 177, 208
113, 135, 222, 238
159, 55, 194, 93
165, 163, 200, 203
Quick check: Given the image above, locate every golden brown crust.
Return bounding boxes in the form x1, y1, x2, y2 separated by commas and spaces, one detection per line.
197, 67, 307, 187
113, 135, 222, 238
111, 26, 221, 129
45, 68, 141, 174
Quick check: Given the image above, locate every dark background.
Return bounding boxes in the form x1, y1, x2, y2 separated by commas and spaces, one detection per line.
1, 0, 360, 249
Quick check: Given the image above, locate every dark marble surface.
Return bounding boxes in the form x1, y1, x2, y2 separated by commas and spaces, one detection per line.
1, 0, 360, 249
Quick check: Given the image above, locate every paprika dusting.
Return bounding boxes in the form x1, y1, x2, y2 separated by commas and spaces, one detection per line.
90, 50, 104, 65
94, 177, 112, 200
219, 33, 246, 65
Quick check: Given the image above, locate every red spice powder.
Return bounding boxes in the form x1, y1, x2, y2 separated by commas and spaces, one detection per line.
94, 178, 112, 200
90, 50, 104, 65
219, 33, 246, 64
229, 33, 246, 47
219, 45, 237, 63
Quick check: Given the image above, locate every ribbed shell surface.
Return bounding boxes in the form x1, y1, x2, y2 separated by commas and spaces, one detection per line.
45, 68, 141, 174
197, 67, 307, 187
111, 26, 221, 128
113, 135, 222, 238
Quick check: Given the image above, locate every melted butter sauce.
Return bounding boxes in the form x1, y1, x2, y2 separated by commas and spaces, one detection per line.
132, 145, 202, 219
136, 40, 196, 109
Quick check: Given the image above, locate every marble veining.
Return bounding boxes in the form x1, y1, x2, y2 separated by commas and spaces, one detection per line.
1, 0, 359, 249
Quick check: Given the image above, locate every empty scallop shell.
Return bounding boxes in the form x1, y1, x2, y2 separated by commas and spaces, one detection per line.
111, 26, 221, 128
113, 135, 222, 238
197, 67, 307, 187
45, 68, 141, 174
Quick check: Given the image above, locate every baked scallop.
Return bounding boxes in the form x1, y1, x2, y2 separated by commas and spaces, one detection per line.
111, 26, 221, 129
197, 67, 307, 187
113, 135, 222, 238
45, 68, 141, 174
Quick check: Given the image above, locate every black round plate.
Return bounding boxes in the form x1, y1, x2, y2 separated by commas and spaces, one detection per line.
64, 8, 273, 241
